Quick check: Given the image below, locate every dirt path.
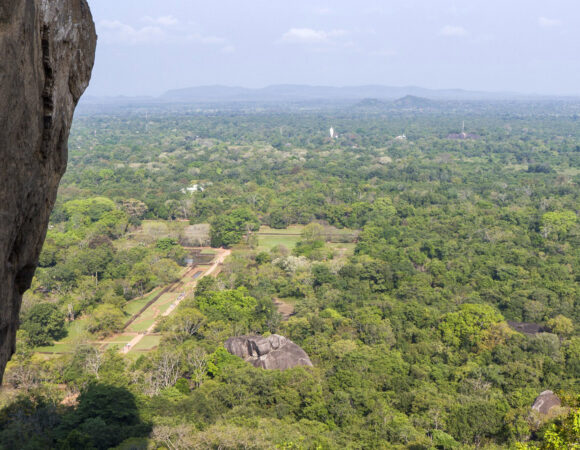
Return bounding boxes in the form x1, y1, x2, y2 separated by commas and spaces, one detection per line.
273, 297, 295, 321
120, 249, 231, 354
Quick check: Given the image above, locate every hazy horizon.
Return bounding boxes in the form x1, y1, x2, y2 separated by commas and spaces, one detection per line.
87, 0, 580, 97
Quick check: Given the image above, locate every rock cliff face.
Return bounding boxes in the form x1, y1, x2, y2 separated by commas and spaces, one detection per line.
225, 335, 313, 370
0, 0, 96, 383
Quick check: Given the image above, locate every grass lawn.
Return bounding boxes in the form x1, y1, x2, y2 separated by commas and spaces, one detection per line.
256, 225, 357, 252
36, 342, 76, 354
127, 318, 156, 333
124, 289, 159, 316
108, 334, 134, 343
201, 249, 218, 255
131, 335, 161, 352
256, 225, 304, 251
123, 288, 159, 316
157, 293, 178, 314
126, 291, 177, 333
65, 317, 90, 341
257, 234, 301, 251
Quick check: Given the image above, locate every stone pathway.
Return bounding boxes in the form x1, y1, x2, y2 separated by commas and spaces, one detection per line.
121, 249, 231, 354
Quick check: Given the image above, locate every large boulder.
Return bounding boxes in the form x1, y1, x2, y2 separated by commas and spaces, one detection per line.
0, 0, 96, 383
225, 335, 313, 370
531, 390, 561, 415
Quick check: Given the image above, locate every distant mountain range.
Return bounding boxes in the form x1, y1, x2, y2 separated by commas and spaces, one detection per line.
161, 84, 519, 102
81, 84, 579, 107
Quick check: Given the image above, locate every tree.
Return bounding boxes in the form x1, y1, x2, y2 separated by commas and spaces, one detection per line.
163, 307, 206, 343
88, 304, 125, 336
63, 197, 116, 222
196, 288, 257, 333
21, 303, 66, 346
156, 237, 178, 251
210, 208, 260, 248
301, 223, 325, 243
269, 209, 289, 229
152, 258, 181, 285
541, 211, 577, 240
129, 262, 155, 296
517, 403, 580, 449
547, 314, 574, 339
440, 304, 503, 350
447, 399, 508, 445
183, 343, 208, 388
58, 383, 150, 449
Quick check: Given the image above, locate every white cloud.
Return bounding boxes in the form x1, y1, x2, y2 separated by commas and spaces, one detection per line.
221, 45, 236, 54
98, 20, 165, 44
99, 19, 229, 47
142, 15, 179, 26
538, 17, 562, 28
439, 25, 468, 37
281, 28, 348, 44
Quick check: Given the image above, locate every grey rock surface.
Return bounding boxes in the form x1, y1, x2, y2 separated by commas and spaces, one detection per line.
225, 335, 313, 370
531, 390, 561, 415
0, 0, 96, 383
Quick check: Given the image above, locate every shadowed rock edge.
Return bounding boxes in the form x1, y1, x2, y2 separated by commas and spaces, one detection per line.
0, 0, 96, 383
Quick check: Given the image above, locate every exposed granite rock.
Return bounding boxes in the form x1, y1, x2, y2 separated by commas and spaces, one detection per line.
531, 390, 561, 415
507, 320, 546, 336
0, 0, 96, 383
225, 335, 313, 370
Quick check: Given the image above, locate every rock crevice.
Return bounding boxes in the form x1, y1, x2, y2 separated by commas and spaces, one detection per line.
0, 0, 96, 383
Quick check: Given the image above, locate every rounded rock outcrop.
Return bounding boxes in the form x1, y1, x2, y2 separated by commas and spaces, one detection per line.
225, 335, 313, 370
531, 390, 561, 416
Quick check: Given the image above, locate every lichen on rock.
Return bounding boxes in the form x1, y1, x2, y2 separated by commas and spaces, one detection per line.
0, 0, 96, 383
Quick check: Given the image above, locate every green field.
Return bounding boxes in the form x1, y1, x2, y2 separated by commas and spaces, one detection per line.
124, 289, 160, 316
255, 225, 357, 253
109, 334, 134, 343
157, 293, 178, 315
131, 335, 161, 352
200, 248, 218, 255
36, 342, 76, 354
257, 234, 302, 251
256, 225, 303, 251
127, 318, 156, 333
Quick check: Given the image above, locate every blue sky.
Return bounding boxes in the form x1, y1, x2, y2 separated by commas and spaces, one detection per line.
87, 0, 580, 97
